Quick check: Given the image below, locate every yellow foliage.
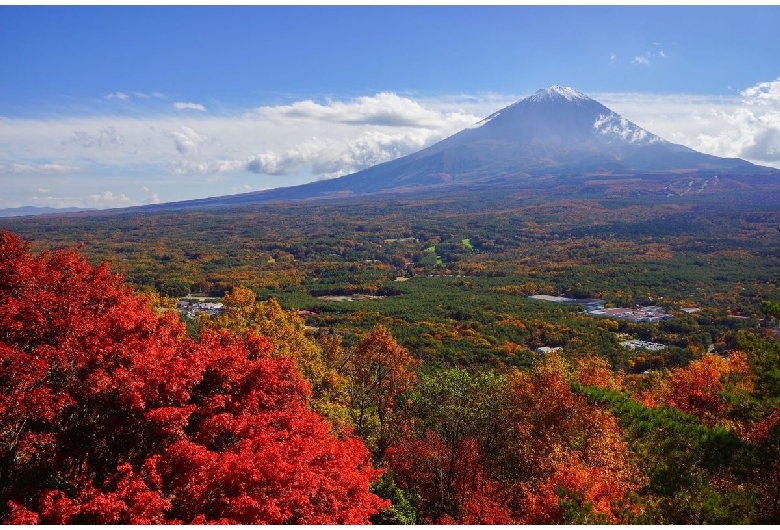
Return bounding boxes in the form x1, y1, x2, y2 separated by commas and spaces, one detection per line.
201, 287, 351, 430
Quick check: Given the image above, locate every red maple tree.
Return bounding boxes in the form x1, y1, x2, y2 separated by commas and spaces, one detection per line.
0, 231, 387, 524
386, 430, 514, 524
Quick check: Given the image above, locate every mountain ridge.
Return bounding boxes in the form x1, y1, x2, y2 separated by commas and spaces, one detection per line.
0, 206, 98, 218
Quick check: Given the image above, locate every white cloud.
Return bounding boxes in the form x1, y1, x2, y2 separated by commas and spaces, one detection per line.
0, 91, 492, 185
0, 163, 81, 174
171, 159, 245, 176
168, 125, 209, 154
245, 151, 302, 176
244, 128, 438, 179
86, 191, 133, 208
741, 78, 780, 105
172, 160, 210, 175
742, 128, 780, 160
104, 92, 129, 100
174, 102, 207, 111
213, 159, 245, 173
630, 49, 667, 66
19, 190, 137, 210
257, 92, 477, 129
160, 93, 482, 180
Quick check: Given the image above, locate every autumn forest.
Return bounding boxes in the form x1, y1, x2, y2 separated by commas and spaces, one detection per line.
2, 187, 780, 524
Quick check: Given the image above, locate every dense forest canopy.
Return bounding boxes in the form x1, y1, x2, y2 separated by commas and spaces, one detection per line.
2, 184, 780, 523
3, 189, 779, 369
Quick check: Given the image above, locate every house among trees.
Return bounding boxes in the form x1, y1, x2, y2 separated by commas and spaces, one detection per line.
176, 299, 224, 318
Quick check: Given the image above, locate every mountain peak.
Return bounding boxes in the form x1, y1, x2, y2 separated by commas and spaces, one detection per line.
527, 85, 590, 103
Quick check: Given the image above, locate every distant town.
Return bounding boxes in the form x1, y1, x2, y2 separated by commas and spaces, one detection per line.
528, 295, 674, 323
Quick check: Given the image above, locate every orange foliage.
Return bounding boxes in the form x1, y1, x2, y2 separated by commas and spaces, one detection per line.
521, 456, 636, 524
655, 353, 751, 427
507, 355, 642, 523
574, 355, 625, 391
346, 325, 420, 453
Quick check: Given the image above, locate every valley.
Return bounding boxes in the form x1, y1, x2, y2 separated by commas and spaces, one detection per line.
4, 187, 779, 373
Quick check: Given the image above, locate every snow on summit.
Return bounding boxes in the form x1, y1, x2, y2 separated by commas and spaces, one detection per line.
527, 85, 590, 103
475, 85, 590, 127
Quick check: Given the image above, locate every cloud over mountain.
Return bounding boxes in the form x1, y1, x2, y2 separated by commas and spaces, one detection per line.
742, 78, 780, 105
244, 129, 439, 179
259, 92, 476, 129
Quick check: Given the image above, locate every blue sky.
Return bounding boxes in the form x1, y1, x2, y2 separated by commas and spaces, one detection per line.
1, 5, 780, 210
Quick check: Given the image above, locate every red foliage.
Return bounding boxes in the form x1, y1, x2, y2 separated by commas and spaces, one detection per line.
386, 430, 514, 524
0, 231, 386, 524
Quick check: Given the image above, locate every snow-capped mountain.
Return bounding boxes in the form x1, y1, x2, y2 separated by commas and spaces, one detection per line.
444, 85, 669, 151
339, 84, 749, 185
475, 85, 660, 146
137, 86, 770, 210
